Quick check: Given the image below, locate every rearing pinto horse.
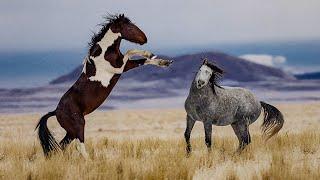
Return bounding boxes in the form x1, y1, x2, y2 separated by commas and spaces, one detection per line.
36, 14, 172, 158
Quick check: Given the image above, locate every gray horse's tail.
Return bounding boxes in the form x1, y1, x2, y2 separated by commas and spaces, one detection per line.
260, 101, 284, 140
35, 110, 61, 156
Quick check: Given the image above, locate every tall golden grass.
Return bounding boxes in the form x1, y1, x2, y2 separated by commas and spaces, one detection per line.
0, 103, 319, 179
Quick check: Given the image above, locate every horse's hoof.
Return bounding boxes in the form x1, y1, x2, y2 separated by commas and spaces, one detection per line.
150, 54, 157, 59
159, 59, 173, 67
186, 150, 192, 157
235, 147, 245, 155
186, 146, 192, 157
186, 152, 191, 158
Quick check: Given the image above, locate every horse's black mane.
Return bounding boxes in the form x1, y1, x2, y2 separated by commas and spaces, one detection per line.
89, 14, 131, 49
206, 61, 224, 93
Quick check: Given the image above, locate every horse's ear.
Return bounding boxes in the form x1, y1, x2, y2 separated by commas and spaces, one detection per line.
203, 58, 208, 65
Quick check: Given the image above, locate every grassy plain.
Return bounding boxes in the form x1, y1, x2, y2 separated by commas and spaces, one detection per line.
0, 103, 319, 179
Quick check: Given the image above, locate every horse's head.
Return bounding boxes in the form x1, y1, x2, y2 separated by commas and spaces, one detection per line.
108, 14, 147, 45
195, 58, 224, 89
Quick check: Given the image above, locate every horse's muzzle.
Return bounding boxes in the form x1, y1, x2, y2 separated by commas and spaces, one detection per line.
197, 80, 205, 89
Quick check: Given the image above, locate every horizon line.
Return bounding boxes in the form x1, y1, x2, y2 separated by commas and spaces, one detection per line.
1, 39, 320, 54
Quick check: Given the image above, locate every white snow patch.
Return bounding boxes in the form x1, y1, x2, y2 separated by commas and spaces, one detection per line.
239, 54, 286, 67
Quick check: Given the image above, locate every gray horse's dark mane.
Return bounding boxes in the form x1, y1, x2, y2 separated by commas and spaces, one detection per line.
89, 14, 131, 50
205, 61, 224, 93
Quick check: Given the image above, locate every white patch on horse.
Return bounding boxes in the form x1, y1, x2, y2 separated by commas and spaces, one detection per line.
97, 29, 121, 52
83, 29, 128, 87
75, 139, 89, 159
89, 71, 115, 87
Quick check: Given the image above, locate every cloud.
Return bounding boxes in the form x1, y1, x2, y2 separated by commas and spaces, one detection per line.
239, 54, 286, 67
239, 54, 320, 74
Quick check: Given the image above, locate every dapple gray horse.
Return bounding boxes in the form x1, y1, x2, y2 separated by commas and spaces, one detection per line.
184, 59, 284, 154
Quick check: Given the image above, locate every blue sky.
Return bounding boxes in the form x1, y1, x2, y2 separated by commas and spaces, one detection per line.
1, 0, 320, 51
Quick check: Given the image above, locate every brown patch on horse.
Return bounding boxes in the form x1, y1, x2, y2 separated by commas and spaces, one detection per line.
90, 44, 102, 57
104, 41, 123, 68
84, 59, 96, 77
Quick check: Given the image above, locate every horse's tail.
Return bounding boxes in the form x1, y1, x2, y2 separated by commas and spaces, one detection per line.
35, 110, 61, 156
260, 101, 284, 140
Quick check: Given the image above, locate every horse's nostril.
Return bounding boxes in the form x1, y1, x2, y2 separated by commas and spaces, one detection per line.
198, 80, 205, 87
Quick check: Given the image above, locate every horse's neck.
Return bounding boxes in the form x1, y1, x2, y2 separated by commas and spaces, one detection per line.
190, 80, 216, 97
97, 29, 121, 52
86, 28, 122, 62
83, 31, 124, 87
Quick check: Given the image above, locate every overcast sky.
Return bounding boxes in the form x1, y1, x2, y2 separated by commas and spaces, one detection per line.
1, 0, 320, 51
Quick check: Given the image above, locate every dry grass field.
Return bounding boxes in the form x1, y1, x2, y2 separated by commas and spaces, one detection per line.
0, 103, 319, 180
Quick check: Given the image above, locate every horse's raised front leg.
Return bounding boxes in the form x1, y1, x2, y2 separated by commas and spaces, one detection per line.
203, 121, 213, 152
144, 58, 173, 67
123, 57, 172, 72
123, 49, 172, 71
124, 49, 155, 59
231, 121, 251, 153
184, 115, 195, 155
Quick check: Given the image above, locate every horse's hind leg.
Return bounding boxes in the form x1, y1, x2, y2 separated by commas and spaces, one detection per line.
72, 114, 89, 159
184, 115, 195, 155
60, 133, 74, 150
56, 107, 89, 159
203, 121, 213, 152
58, 110, 89, 159
231, 121, 251, 152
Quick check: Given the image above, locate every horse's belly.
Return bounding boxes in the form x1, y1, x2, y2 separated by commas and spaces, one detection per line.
212, 115, 235, 126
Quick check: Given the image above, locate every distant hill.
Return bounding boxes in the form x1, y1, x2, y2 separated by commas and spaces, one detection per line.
295, 72, 320, 80
50, 66, 83, 84
50, 51, 295, 85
